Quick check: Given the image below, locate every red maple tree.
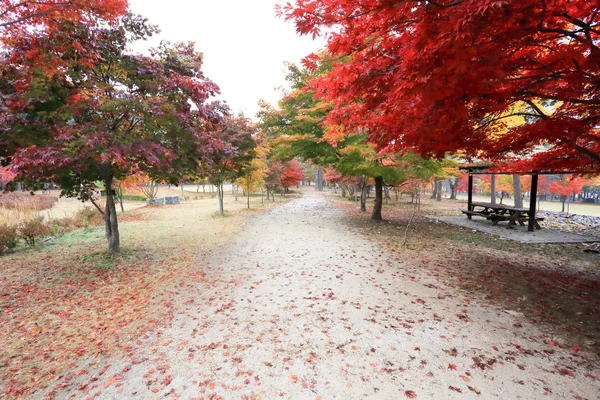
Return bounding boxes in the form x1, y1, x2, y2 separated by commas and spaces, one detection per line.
278, 0, 600, 173
0, 0, 127, 29
280, 160, 304, 192
2, 17, 223, 252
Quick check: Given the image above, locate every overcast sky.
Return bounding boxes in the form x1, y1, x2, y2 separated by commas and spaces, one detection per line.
128, 0, 324, 118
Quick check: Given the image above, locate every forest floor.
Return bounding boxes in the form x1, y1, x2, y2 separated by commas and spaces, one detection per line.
11, 189, 597, 399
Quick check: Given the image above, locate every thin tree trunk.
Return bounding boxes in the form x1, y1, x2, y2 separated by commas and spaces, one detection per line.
217, 182, 225, 216
360, 176, 367, 212
103, 173, 120, 253
436, 180, 442, 201
491, 174, 497, 204
371, 176, 383, 221
247, 184, 250, 209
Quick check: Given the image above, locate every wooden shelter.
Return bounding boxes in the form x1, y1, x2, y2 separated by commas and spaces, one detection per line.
460, 166, 575, 232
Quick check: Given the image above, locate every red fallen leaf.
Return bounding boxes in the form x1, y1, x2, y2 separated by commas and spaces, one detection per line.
571, 346, 581, 352
78, 382, 88, 390
584, 374, 597, 381
449, 385, 462, 393
558, 368, 575, 378
492, 346, 499, 351
547, 341, 555, 347
467, 385, 481, 395
405, 390, 417, 398
448, 364, 457, 370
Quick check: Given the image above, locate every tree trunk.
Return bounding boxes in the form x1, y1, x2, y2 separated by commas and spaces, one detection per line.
436, 180, 442, 201
371, 176, 383, 221
513, 174, 523, 208
234, 185, 238, 201
450, 179, 457, 199
341, 185, 347, 198
360, 176, 367, 213
103, 173, 120, 253
561, 195, 566, 212
491, 174, 497, 204
247, 185, 250, 209
315, 168, 324, 191
217, 182, 225, 216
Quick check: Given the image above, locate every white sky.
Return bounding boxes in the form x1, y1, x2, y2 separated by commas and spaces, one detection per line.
128, 0, 324, 118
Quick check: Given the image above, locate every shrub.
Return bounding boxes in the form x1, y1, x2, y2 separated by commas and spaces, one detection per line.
19, 216, 51, 247
75, 207, 103, 228
120, 194, 146, 202
0, 224, 18, 254
50, 217, 77, 236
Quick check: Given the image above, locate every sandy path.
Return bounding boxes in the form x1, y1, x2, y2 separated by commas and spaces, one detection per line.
45, 192, 599, 399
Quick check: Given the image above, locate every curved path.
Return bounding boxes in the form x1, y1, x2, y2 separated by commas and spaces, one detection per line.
47, 192, 598, 399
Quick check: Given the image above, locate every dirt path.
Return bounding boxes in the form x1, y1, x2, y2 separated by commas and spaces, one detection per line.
44, 191, 599, 399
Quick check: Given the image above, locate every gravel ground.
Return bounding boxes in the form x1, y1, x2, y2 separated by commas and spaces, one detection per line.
39, 192, 600, 399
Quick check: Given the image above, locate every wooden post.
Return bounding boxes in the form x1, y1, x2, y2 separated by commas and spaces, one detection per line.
528, 173, 539, 232
467, 174, 473, 219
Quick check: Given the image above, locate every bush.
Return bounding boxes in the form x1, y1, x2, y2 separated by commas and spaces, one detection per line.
50, 217, 77, 236
19, 216, 51, 247
0, 224, 18, 254
75, 207, 103, 228
120, 194, 146, 202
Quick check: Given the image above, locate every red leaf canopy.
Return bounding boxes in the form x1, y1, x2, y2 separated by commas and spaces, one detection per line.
279, 0, 600, 173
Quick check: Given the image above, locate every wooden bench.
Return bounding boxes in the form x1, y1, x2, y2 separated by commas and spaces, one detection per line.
461, 210, 491, 219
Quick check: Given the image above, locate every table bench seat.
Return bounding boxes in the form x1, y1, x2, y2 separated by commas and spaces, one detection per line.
461, 210, 492, 218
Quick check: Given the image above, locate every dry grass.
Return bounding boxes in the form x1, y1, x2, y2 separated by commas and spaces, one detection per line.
0, 194, 56, 226
0, 191, 295, 398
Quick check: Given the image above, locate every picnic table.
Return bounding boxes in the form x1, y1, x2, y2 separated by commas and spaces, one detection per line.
462, 202, 543, 229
